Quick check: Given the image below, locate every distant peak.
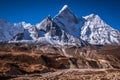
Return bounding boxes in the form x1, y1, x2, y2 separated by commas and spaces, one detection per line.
59, 5, 69, 13
84, 14, 100, 20
62, 5, 68, 10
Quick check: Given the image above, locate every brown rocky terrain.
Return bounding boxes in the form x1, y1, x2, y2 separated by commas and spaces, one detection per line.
0, 43, 120, 80
12, 69, 120, 80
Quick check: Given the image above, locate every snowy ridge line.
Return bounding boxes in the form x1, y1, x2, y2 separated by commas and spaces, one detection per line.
0, 5, 120, 46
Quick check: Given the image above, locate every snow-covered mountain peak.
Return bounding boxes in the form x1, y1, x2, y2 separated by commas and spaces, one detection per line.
59, 5, 68, 13
36, 16, 53, 32
84, 14, 96, 18
53, 5, 81, 38
81, 14, 120, 45
57, 5, 75, 17
83, 14, 101, 21
20, 21, 32, 29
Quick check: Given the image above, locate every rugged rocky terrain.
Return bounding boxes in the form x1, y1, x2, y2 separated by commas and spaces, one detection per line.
12, 69, 120, 80
0, 43, 120, 80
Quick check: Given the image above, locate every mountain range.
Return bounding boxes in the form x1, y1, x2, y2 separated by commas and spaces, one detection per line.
0, 5, 120, 46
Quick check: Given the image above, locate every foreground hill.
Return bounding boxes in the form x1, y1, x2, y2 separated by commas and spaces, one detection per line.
0, 43, 120, 79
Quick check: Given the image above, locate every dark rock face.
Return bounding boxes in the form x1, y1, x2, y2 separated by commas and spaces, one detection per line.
37, 16, 63, 39
53, 5, 86, 41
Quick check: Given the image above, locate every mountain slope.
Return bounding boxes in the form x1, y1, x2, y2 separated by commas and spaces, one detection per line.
53, 5, 85, 38
81, 14, 120, 45
0, 19, 23, 41
13, 22, 33, 40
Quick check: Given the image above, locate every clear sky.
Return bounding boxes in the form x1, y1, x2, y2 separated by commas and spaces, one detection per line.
0, 0, 120, 31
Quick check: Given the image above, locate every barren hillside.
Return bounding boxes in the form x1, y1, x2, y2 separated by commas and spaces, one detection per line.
0, 43, 120, 80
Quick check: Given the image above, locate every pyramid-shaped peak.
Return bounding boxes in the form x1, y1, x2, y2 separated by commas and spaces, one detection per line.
61, 5, 68, 10
59, 5, 70, 13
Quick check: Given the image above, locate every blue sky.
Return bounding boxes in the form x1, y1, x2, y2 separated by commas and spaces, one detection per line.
0, 0, 120, 30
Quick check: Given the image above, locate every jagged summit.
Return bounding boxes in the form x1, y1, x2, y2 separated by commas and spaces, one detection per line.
57, 5, 77, 19
59, 5, 69, 13
81, 14, 120, 45
84, 14, 98, 19
20, 21, 32, 29
83, 14, 102, 22
53, 5, 81, 38
36, 15, 53, 32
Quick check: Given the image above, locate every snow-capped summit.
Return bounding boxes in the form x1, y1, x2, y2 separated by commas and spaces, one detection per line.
81, 14, 120, 45
36, 15, 52, 32
59, 5, 68, 13
83, 14, 96, 19
20, 21, 32, 29
53, 5, 84, 38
